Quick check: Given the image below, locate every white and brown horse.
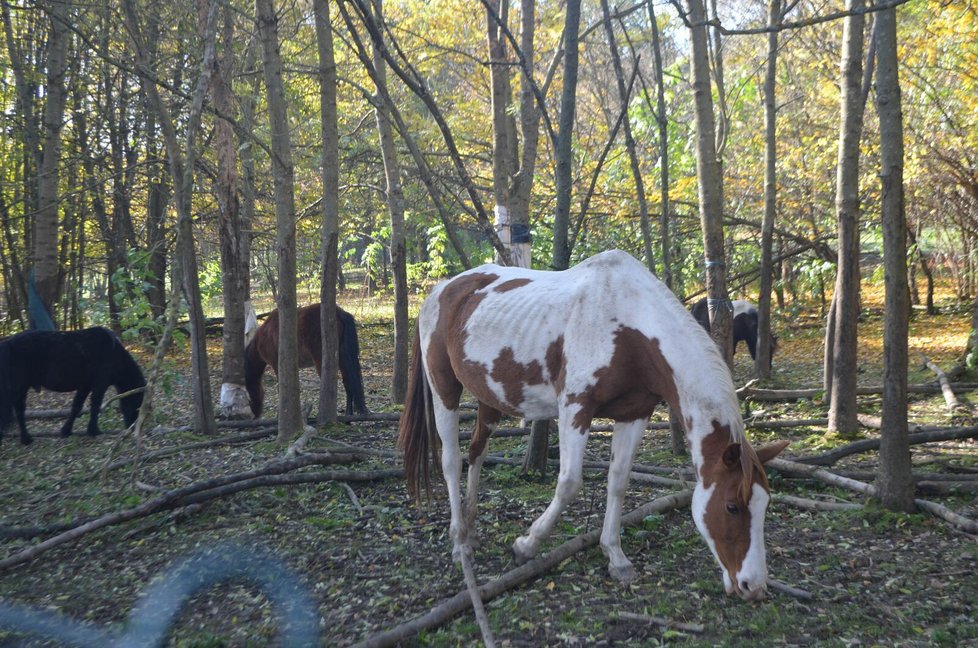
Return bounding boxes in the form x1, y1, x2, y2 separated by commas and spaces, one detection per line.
398, 250, 787, 600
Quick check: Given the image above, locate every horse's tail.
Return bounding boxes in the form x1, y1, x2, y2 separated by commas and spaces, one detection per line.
0, 342, 12, 432
337, 308, 368, 414
397, 325, 439, 503
244, 337, 267, 418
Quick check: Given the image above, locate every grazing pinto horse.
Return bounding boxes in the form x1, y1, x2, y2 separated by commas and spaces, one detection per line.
691, 298, 778, 369
244, 304, 368, 417
0, 327, 146, 445
399, 250, 788, 600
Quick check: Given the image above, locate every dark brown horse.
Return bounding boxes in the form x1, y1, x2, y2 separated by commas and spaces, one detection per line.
244, 304, 368, 417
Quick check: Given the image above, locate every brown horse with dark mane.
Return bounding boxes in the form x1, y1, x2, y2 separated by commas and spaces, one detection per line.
244, 304, 368, 417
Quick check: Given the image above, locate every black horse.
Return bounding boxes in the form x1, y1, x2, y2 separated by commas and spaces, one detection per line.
690, 298, 778, 368
245, 304, 369, 417
0, 327, 146, 444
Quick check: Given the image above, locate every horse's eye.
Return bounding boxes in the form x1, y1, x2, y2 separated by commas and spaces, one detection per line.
726, 503, 740, 515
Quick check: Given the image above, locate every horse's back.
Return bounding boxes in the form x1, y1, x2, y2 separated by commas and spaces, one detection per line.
4, 327, 119, 392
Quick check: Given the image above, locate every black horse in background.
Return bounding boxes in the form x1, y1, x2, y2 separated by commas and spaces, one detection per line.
245, 304, 369, 418
690, 298, 779, 369
0, 327, 146, 444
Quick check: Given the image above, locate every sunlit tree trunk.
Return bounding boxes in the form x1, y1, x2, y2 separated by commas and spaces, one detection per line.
874, 3, 914, 512
600, 0, 653, 270
314, 0, 340, 425
687, 0, 732, 365
828, 0, 866, 435
214, 4, 250, 419
756, 0, 781, 380
123, 0, 216, 435
371, 0, 408, 405
256, 0, 303, 442
550, 0, 581, 271
33, 0, 71, 322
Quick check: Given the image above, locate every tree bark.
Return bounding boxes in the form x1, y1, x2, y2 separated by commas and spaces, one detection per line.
828, 0, 866, 435
756, 0, 781, 380
550, 0, 582, 271
370, 0, 409, 405
122, 0, 216, 436
600, 0, 653, 270
213, 4, 250, 419
874, 1, 913, 511
687, 0, 732, 365
313, 0, 341, 426
256, 0, 303, 442
33, 0, 71, 321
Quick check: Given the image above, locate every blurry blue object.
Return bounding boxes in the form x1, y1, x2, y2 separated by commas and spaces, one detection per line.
27, 269, 56, 331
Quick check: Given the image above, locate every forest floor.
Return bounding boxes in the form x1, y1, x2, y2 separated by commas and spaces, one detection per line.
1, 282, 977, 647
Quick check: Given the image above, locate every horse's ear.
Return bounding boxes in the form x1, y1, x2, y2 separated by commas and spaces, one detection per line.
722, 443, 741, 468
755, 440, 790, 464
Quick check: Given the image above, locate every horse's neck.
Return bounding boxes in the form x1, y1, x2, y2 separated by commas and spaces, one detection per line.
676, 393, 743, 474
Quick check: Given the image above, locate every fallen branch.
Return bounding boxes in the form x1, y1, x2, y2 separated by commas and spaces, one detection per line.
767, 578, 814, 601
351, 491, 694, 648
767, 458, 978, 534
102, 428, 278, 472
920, 353, 967, 411
773, 494, 862, 512
794, 425, 978, 466
0, 453, 367, 572
615, 611, 705, 634
737, 382, 978, 402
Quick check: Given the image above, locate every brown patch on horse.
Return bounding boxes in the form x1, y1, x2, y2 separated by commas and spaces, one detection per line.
494, 278, 532, 292
565, 326, 680, 432
545, 336, 566, 393
426, 272, 500, 410
490, 347, 546, 409
469, 402, 503, 463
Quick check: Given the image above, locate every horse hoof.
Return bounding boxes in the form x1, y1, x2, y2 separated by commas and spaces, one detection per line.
451, 543, 473, 564
608, 563, 638, 584
20, 436, 33, 446
60, 428, 72, 437
87, 430, 101, 437
511, 537, 535, 565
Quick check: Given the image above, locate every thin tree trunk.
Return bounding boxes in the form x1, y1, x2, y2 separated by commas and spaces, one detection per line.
256, 0, 303, 442
647, 0, 671, 289
213, 4, 250, 419
600, 0, 653, 270
371, 0, 409, 405
33, 0, 71, 320
687, 0, 732, 365
314, 0, 340, 425
828, 0, 866, 435
551, 0, 582, 271
122, 0, 216, 436
874, 2, 913, 512
756, 0, 781, 380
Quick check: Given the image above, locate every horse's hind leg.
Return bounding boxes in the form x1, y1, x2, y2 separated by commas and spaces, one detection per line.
462, 403, 501, 546
432, 402, 470, 562
600, 419, 645, 584
513, 408, 589, 563
60, 388, 90, 437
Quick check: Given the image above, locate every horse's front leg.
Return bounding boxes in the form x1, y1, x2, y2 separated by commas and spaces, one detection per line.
13, 390, 32, 445
513, 409, 589, 564
84, 385, 107, 437
61, 388, 90, 437
600, 419, 646, 584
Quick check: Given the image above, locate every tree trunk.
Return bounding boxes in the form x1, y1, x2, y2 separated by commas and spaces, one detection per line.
256, 0, 303, 442
314, 0, 340, 425
828, 0, 866, 435
371, 0, 409, 405
687, 0, 732, 365
874, 4, 914, 512
123, 0, 216, 436
756, 0, 781, 380
647, 0, 671, 289
213, 4, 250, 419
550, 0, 581, 271
33, 0, 71, 321
600, 0, 653, 270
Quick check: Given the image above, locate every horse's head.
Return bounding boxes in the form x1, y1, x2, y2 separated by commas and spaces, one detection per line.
692, 435, 789, 601
119, 390, 144, 429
